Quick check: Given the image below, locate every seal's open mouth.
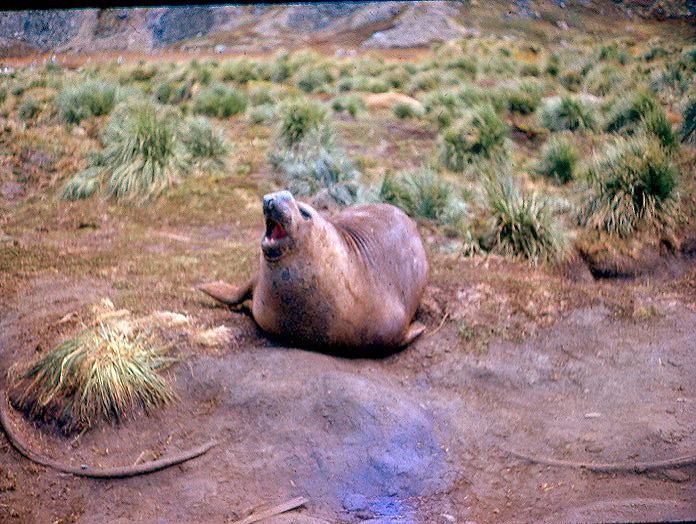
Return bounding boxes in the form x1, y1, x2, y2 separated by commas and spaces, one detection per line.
262, 213, 293, 261
265, 216, 287, 242
261, 190, 296, 261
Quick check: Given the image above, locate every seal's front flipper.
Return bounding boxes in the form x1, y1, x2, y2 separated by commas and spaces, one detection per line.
400, 321, 426, 346
198, 277, 255, 306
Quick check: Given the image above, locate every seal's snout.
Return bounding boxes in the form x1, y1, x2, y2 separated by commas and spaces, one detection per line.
263, 191, 294, 216
261, 191, 295, 261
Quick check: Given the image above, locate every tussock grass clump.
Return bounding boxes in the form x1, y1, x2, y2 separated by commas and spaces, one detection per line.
281, 146, 360, 208
502, 81, 542, 115
680, 96, 696, 142
130, 63, 158, 82
444, 56, 478, 78
379, 167, 466, 228
405, 70, 440, 95
544, 53, 560, 77
439, 104, 507, 171
393, 101, 424, 119
219, 59, 259, 84
641, 45, 669, 62
330, 94, 365, 118
270, 128, 360, 208
55, 80, 119, 124
181, 116, 229, 170
192, 83, 247, 118
483, 175, 566, 265
275, 98, 328, 149
560, 70, 584, 92
17, 95, 41, 120
246, 103, 276, 125
539, 95, 597, 132
641, 108, 676, 149
269, 51, 292, 83
295, 65, 334, 94
604, 90, 658, 134
154, 80, 192, 105
535, 135, 578, 184
519, 63, 540, 77
62, 102, 187, 201
9, 322, 177, 433
247, 84, 277, 106
577, 136, 677, 237
584, 65, 627, 96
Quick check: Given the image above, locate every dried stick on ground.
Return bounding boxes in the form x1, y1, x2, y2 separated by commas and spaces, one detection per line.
505, 447, 696, 473
0, 385, 217, 478
232, 497, 309, 524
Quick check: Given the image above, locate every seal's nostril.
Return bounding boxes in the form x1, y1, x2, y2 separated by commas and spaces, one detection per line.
263, 195, 274, 213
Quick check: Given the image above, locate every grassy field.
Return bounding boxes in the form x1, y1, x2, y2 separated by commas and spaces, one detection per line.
0, 10, 695, 330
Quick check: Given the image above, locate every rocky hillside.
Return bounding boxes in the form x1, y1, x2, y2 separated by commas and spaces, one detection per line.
0, 1, 694, 57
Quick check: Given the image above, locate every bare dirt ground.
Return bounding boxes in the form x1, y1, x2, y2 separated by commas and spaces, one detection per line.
1, 208, 695, 523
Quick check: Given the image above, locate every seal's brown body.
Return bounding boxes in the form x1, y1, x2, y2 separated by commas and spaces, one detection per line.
200, 191, 428, 349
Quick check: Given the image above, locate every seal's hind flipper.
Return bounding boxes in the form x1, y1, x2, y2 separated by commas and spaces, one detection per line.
400, 321, 426, 346
198, 277, 255, 306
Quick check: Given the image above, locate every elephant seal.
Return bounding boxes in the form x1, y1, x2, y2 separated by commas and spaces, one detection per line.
199, 190, 428, 349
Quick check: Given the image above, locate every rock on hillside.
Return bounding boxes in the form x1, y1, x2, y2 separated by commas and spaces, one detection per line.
0, 1, 693, 57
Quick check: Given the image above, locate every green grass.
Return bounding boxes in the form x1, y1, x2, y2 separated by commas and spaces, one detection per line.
330, 94, 365, 118
274, 97, 329, 149
17, 95, 40, 121
219, 58, 260, 84
9, 322, 177, 433
294, 65, 334, 94
535, 135, 578, 184
642, 107, 676, 149
379, 167, 466, 228
483, 175, 566, 266
154, 80, 192, 105
539, 94, 598, 132
503, 81, 542, 115
55, 80, 119, 124
281, 146, 360, 208
577, 136, 677, 237
270, 127, 361, 208
62, 102, 188, 201
439, 104, 507, 171
559, 70, 584, 92
181, 116, 230, 170
393, 101, 424, 119
605, 90, 659, 134
192, 83, 247, 118
246, 103, 276, 125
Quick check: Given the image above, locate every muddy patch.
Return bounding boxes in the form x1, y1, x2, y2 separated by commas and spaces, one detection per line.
179, 349, 448, 522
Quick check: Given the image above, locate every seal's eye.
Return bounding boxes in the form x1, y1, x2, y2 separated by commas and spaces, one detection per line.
299, 206, 312, 220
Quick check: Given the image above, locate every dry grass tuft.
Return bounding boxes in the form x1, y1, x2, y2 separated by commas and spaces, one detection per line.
9, 322, 177, 433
